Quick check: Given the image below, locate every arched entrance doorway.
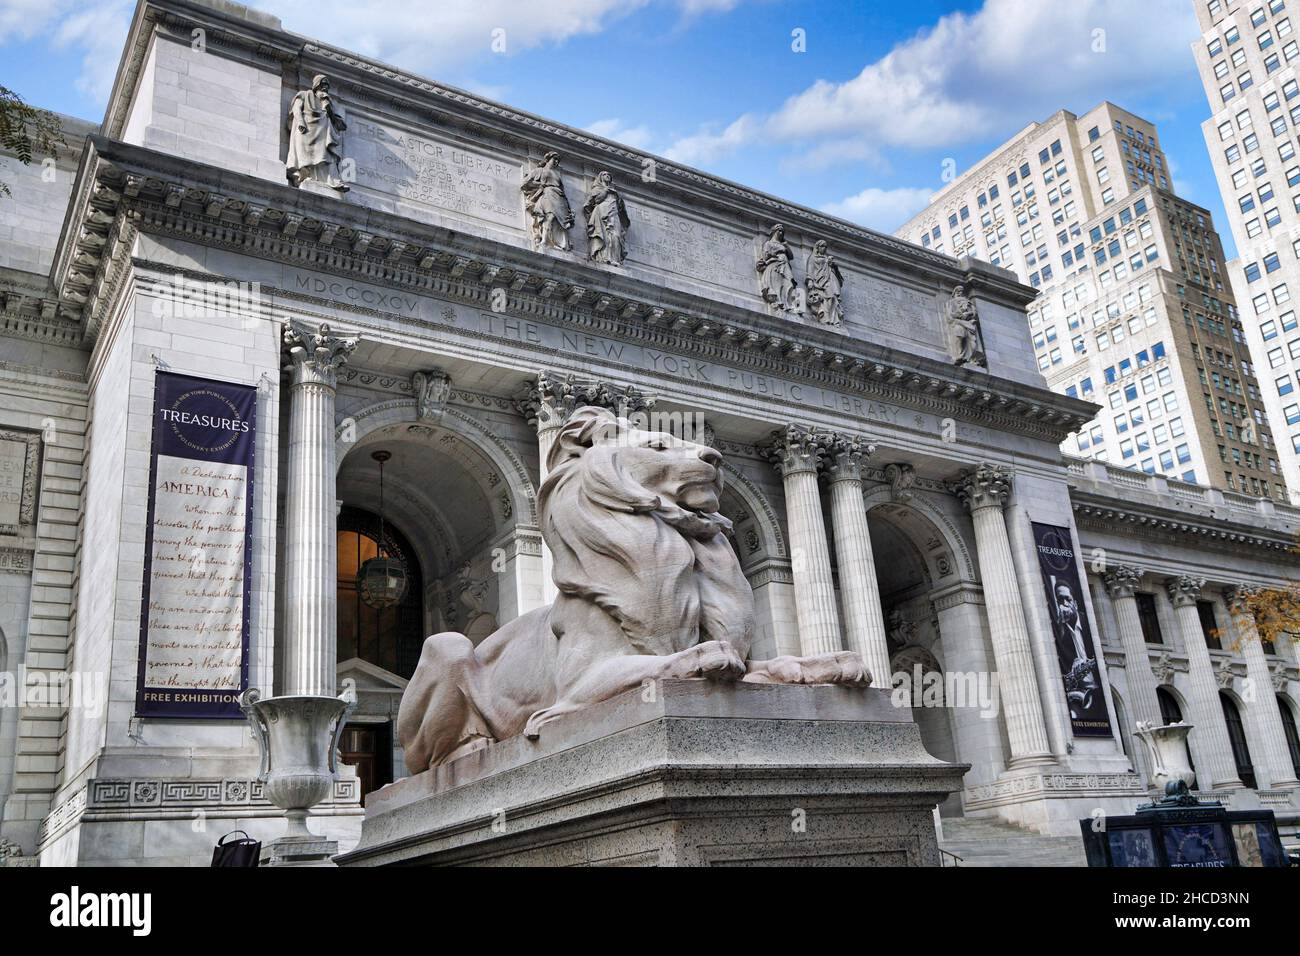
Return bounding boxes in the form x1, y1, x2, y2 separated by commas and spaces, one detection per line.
333, 412, 537, 790
861, 492, 992, 815
336, 506, 425, 679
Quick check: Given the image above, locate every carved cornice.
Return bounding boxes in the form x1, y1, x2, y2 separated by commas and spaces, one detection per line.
55, 137, 1092, 446
1072, 495, 1299, 557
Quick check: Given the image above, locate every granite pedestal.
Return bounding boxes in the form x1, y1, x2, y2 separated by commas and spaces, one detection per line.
336, 679, 968, 867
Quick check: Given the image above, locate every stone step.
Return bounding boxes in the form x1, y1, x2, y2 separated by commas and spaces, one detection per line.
939, 816, 1088, 867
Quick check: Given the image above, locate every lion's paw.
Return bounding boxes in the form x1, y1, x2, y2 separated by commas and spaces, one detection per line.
672, 640, 746, 682
743, 651, 872, 687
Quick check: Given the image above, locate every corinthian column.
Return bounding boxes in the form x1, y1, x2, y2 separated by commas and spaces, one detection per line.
1102, 565, 1163, 730
953, 463, 1052, 767
823, 434, 890, 685
764, 425, 842, 656
282, 319, 358, 697
1166, 576, 1242, 789
1226, 586, 1300, 788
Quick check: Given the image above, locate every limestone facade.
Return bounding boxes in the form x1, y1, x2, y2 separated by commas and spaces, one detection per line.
0, 0, 1297, 864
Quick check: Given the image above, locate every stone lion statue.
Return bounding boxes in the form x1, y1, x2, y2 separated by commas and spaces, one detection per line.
398, 406, 870, 772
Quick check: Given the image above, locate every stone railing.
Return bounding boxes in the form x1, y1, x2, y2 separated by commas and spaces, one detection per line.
1064, 456, 1300, 525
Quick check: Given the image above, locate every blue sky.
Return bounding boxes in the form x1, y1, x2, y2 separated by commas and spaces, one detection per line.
0, 0, 1242, 256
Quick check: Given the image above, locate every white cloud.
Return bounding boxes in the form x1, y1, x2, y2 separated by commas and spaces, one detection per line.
821, 186, 935, 232
0, 0, 749, 107
667, 0, 1200, 167
662, 114, 759, 166
586, 118, 654, 150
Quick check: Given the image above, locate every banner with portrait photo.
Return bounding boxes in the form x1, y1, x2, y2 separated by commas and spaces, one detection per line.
135, 371, 256, 718
1031, 521, 1112, 737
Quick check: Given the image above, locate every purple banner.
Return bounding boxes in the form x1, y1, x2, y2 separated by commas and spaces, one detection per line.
136, 371, 256, 718
1031, 521, 1113, 738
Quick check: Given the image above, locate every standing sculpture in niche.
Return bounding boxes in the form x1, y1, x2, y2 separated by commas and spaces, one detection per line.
397, 406, 870, 772
584, 171, 631, 266
805, 239, 844, 327
756, 224, 801, 315
286, 74, 349, 193
521, 151, 575, 252
943, 282, 987, 368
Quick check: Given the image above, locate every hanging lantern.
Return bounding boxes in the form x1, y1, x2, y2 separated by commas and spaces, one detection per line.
357, 450, 408, 610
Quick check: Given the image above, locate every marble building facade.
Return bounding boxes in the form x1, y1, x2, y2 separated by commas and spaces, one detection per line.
0, 0, 1298, 865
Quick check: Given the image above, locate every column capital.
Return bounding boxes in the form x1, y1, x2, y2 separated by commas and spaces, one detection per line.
1103, 564, 1145, 600
762, 423, 826, 476
513, 370, 653, 432
1165, 574, 1206, 608
282, 319, 358, 389
950, 462, 1013, 512
822, 433, 876, 483
1222, 584, 1259, 616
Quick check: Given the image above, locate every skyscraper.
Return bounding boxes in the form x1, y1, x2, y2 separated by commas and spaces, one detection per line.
898, 103, 1283, 500
1192, 0, 1300, 501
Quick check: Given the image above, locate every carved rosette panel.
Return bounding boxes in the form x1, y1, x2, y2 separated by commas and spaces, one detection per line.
283, 318, 359, 389
951, 463, 1013, 512
1103, 564, 1145, 600
1165, 575, 1206, 609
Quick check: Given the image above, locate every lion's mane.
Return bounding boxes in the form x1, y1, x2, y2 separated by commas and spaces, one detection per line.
538, 407, 755, 658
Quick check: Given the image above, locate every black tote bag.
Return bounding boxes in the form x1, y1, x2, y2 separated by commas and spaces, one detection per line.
211, 830, 261, 867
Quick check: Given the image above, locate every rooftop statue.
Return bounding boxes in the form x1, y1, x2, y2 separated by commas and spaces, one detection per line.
521, 151, 575, 252
286, 74, 349, 193
757, 223, 801, 315
584, 171, 631, 265
944, 282, 987, 368
805, 239, 845, 327
398, 406, 870, 771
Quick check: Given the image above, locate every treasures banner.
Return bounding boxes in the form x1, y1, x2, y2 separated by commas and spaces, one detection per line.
1031, 521, 1112, 737
135, 371, 255, 718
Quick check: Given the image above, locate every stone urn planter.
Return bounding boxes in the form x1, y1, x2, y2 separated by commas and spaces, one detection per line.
240, 688, 354, 850
1134, 721, 1196, 794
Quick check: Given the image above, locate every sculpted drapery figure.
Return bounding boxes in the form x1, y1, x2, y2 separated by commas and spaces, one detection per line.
805, 239, 844, 327
757, 224, 800, 315
521, 151, 575, 251
584, 171, 631, 265
397, 407, 870, 772
944, 282, 987, 368
286, 74, 349, 193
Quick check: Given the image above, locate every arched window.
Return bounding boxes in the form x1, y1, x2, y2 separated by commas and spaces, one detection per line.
1156, 687, 1197, 789
1280, 696, 1300, 781
336, 507, 424, 679
1219, 692, 1256, 789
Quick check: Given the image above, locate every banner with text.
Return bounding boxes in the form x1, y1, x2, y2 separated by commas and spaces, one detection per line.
1031, 521, 1113, 738
136, 371, 255, 718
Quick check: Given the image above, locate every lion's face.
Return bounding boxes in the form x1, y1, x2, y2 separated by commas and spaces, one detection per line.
594, 424, 724, 517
